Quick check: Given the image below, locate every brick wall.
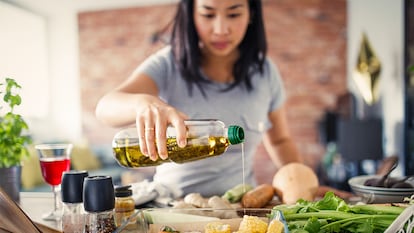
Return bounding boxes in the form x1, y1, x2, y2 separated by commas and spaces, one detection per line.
78, 0, 347, 185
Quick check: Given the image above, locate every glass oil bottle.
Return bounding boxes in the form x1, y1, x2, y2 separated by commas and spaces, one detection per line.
112, 119, 244, 168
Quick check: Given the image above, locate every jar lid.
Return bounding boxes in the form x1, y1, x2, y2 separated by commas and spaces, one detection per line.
61, 170, 89, 203
227, 125, 244, 144
83, 176, 115, 212
115, 185, 133, 197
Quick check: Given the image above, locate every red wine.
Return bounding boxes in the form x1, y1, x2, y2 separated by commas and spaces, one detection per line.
39, 157, 70, 186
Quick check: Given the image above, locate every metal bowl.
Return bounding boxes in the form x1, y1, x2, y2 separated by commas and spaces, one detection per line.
348, 175, 414, 203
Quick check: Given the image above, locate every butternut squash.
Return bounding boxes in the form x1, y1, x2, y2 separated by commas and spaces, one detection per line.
272, 162, 319, 204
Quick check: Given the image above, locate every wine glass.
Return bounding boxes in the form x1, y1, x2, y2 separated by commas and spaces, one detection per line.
35, 143, 73, 221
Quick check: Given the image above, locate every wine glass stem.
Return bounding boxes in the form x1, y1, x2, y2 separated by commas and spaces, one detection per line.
52, 185, 59, 212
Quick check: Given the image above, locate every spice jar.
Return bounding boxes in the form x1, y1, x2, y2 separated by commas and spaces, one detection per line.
61, 170, 88, 233
114, 185, 136, 230
112, 119, 244, 167
83, 176, 116, 233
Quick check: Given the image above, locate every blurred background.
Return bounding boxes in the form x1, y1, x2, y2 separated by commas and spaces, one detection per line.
1, 0, 413, 191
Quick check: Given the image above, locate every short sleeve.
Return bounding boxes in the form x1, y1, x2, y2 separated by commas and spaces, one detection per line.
133, 46, 175, 92
265, 59, 286, 113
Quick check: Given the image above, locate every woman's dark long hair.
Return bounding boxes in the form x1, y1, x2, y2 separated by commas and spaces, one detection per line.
170, 0, 267, 96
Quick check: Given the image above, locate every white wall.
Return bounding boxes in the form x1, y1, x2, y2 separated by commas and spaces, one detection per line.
347, 0, 405, 175
0, 0, 177, 142
1, 0, 176, 143
73, 0, 177, 12
0, 2, 49, 118
0, 0, 82, 142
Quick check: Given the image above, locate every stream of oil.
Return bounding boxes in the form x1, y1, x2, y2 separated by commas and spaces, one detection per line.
241, 143, 246, 193
241, 142, 248, 216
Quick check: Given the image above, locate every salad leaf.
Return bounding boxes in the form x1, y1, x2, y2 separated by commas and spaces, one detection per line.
303, 217, 320, 233
272, 191, 404, 233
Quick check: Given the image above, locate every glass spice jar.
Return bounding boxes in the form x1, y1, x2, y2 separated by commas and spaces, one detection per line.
83, 210, 116, 233
83, 176, 116, 233
61, 170, 88, 233
114, 185, 136, 230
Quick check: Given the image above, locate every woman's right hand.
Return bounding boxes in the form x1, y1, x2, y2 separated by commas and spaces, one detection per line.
135, 94, 188, 161
96, 71, 188, 161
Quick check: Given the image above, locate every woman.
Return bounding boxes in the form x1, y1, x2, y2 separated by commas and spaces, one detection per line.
96, 0, 351, 198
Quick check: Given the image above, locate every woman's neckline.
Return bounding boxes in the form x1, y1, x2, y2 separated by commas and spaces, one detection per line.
200, 49, 239, 84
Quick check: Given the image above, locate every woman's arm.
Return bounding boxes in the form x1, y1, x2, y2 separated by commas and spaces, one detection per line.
95, 72, 188, 160
95, 72, 159, 127
262, 105, 303, 167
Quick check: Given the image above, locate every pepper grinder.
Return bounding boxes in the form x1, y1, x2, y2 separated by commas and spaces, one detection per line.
61, 170, 88, 233
83, 176, 116, 233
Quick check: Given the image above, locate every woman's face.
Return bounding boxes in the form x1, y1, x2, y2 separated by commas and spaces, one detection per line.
193, 0, 250, 58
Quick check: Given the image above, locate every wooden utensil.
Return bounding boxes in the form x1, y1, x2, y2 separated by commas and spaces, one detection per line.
0, 187, 61, 233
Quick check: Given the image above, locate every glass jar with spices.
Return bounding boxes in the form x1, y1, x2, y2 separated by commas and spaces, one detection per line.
114, 185, 136, 230
83, 176, 116, 233
61, 170, 88, 233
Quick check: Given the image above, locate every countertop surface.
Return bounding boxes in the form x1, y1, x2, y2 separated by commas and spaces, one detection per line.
19, 192, 62, 232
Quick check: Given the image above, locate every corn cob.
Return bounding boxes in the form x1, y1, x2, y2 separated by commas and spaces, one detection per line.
204, 222, 231, 233
236, 215, 268, 233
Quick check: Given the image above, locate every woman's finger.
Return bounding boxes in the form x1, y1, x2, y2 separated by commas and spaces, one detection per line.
136, 117, 149, 157
144, 118, 158, 161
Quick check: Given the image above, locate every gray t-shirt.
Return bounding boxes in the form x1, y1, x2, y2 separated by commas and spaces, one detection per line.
135, 46, 286, 197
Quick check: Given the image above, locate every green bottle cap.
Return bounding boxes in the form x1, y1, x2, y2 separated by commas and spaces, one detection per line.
228, 125, 244, 144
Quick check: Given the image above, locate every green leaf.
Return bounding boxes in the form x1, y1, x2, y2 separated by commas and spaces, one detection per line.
0, 77, 32, 168
303, 217, 321, 233
290, 229, 310, 233
272, 191, 402, 233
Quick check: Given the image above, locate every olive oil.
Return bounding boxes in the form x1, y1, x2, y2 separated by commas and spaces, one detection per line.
113, 142, 164, 167
112, 119, 244, 168
113, 136, 230, 167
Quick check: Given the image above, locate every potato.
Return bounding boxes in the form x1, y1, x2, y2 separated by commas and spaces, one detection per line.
272, 162, 319, 204
241, 184, 275, 208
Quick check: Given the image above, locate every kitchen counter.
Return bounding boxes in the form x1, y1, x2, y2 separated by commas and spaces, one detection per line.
0, 191, 61, 233
19, 192, 62, 232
